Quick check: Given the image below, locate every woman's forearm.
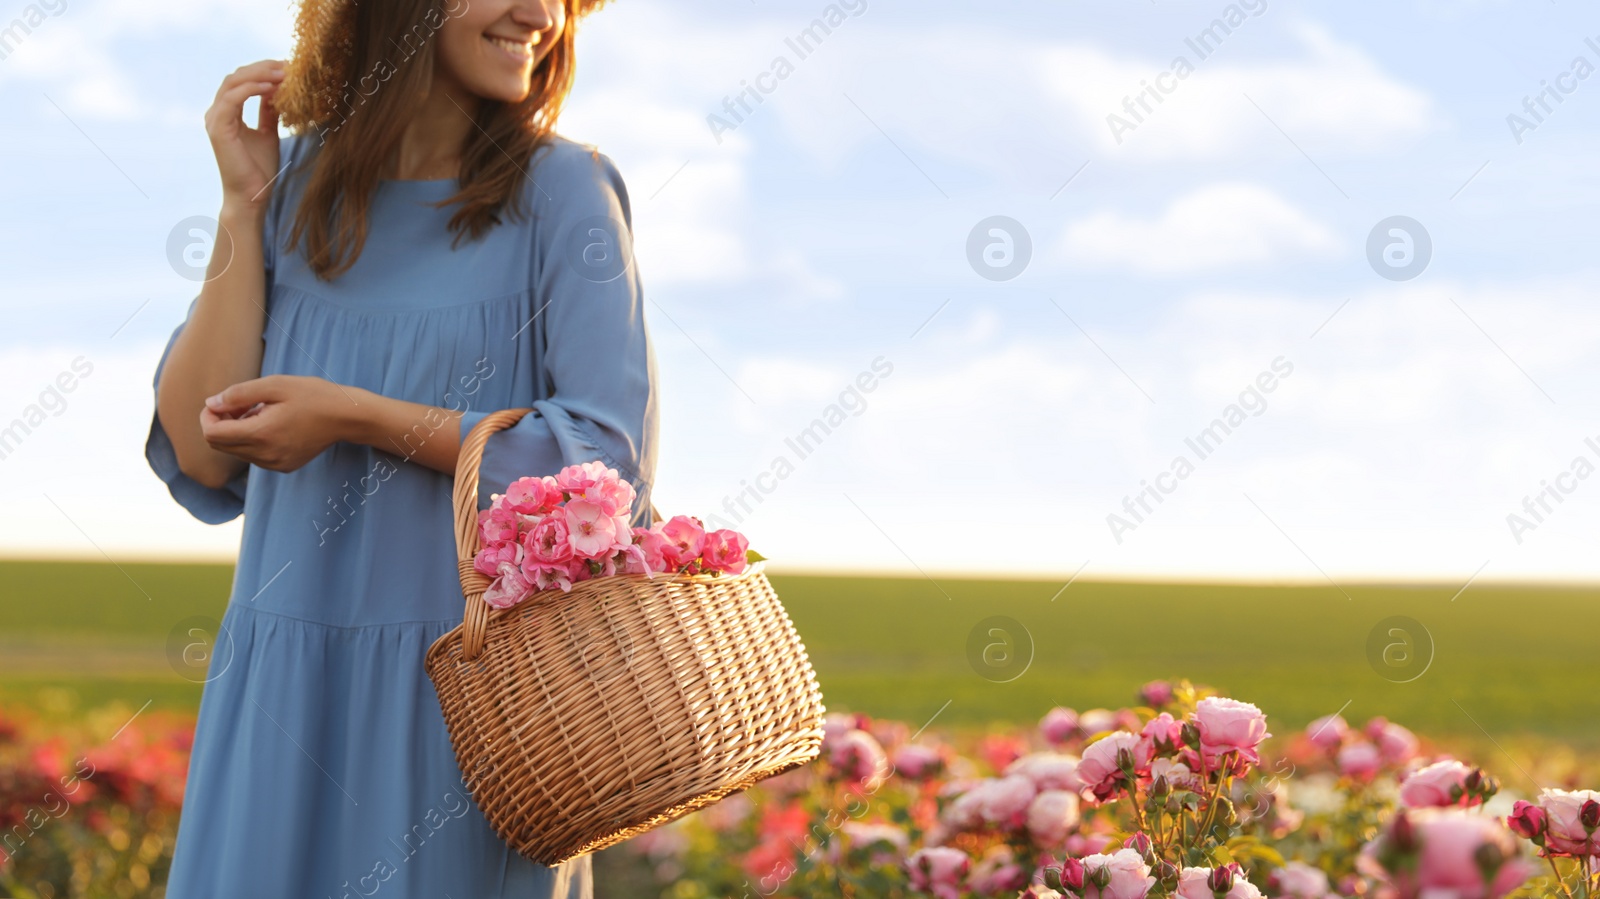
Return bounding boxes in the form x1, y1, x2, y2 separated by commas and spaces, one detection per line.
155, 202, 270, 488
343, 389, 464, 476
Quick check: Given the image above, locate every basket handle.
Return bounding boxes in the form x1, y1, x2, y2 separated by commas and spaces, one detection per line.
452, 407, 535, 660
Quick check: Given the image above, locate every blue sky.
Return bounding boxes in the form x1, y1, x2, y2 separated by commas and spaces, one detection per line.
3, 0, 1599, 583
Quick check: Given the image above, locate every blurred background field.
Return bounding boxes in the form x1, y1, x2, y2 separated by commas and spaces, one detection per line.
3, 559, 1595, 745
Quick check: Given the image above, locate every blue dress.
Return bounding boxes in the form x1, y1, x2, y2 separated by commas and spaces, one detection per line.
146, 131, 659, 898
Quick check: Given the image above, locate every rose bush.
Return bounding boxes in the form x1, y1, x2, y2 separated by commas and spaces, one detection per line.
622, 679, 1590, 899
0, 704, 192, 898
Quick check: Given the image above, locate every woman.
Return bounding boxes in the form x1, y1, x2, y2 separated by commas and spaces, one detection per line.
146, 0, 656, 895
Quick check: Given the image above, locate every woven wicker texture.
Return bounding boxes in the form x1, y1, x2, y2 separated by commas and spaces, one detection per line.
424, 409, 826, 865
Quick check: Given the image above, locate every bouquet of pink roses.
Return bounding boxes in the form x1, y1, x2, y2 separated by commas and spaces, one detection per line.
473, 460, 755, 609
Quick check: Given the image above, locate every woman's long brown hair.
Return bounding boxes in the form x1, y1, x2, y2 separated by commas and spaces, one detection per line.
284, 0, 580, 281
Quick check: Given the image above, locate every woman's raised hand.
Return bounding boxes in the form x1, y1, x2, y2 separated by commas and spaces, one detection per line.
205, 60, 285, 215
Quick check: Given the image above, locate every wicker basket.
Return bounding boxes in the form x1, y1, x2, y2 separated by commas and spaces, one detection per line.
425, 408, 826, 866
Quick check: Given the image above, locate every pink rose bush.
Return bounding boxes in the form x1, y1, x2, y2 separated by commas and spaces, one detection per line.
1499, 789, 1600, 897
473, 462, 754, 609
621, 678, 1577, 899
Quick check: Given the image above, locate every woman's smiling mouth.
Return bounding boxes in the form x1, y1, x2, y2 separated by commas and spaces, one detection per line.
485, 34, 534, 61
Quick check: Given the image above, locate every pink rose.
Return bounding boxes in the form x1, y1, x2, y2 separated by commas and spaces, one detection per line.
1271, 861, 1330, 899
977, 775, 1038, 830
1026, 790, 1081, 847
631, 526, 670, 573
821, 712, 865, 746
1400, 759, 1473, 809
585, 470, 636, 517
478, 502, 520, 547
702, 528, 750, 574
503, 476, 561, 515
1138, 713, 1184, 766
1079, 732, 1142, 800
562, 499, 622, 560
1067, 833, 1114, 857
1305, 714, 1348, 752
1079, 709, 1118, 737
521, 514, 573, 569
1338, 742, 1382, 782
701, 793, 754, 833
827, 729, 888, 787
553, 460, 610, 496
1006, 753, 1083, 793
1022, 888, 1064, 899
1040, 707, 1080, 745
1139, 680, 1174, 707
473, 540, 522, 578
1538, 788, 1600, 857
969, 846, 1029, 896
1148, 757, 1201, 793
660, 515, 706, 570
1079, 848, 1156, 899
838, 822, 908, 867
1367, 718, 1419, 765
1359, 809, 1534, 899
482, 561, 534, 609
906, 847, 969, 899
1175, 866, 1262, 899
1192, 697, 1271, 766
892, 744, 944, 781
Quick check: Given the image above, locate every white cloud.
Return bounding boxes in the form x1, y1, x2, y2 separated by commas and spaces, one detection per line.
1060, 182, 1340, 274
1039, 20, 1437, 159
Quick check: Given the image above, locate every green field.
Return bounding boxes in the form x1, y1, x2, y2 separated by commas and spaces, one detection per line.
2, 560, 1596, 746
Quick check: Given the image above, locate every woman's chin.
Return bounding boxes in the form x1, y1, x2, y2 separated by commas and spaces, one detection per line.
466, 78, 534, 105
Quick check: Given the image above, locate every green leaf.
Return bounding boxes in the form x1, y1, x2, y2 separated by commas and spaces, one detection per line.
746, 549, 767, 563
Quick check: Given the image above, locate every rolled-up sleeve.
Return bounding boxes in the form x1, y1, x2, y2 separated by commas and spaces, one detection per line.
460, 145, 659, 526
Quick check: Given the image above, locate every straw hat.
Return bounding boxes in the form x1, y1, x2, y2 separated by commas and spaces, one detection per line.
275, 0, 610, 130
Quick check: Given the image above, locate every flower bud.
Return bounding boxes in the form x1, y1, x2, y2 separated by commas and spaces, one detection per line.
1151, 774, 1171, 799
1464, 767, 1483, 794
1154, 859, 1180, 890
1207, 864, 1236, 895
1582, 799, 1600, 834
1507, 800, 1548, 844
1116, 747, 1137, 779
1057, 858, 1085, 892
1043, 866, 1063, 891
1181, 721, 1202, 750
1124, 832, 1153, 863
1089, 862, 1112, 891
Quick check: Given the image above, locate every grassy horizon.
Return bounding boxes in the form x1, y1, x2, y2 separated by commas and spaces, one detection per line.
2, 559, 1596, 746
